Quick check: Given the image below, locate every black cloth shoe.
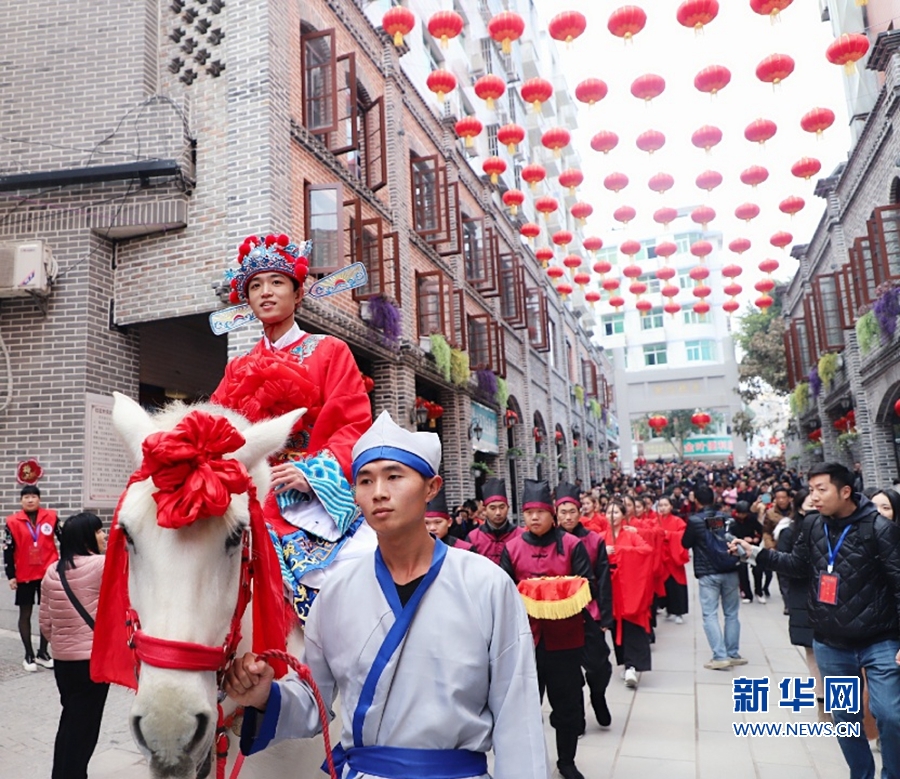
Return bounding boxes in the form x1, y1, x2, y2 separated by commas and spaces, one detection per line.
558, 763, 586, 779
593, 695, 612, 727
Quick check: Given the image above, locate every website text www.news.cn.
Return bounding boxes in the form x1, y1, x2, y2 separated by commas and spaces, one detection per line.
732, 721, 861, 738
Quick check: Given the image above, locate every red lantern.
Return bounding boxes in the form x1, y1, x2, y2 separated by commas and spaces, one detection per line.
563, 254, 582, 272
576, 78, 608, 106
723, 300, 740, 316
455, 116, 483, 147
722, 263, 743, 279
521, 222, 541, 242
535, 196, 558, 220
635, 298, 653, 313
801, 107, 835, 136
750, 0, 793, 19
488, 10, 525, 54
759, 258, 780, 274
482, 156, 506, 184
427, 10, 464, 48
756, 53, 795, 85
755, 278, 776, 294
584, 236, 604, 254
559, 168, 584, 195
426, 69, 457, 102
502, 189, 525, 215
571, 202, 594, 224
614, 205, 636, 225
542, 127, 571, 157
661, 282, 679, 296
729, 237, 751, 254
621, 240, 642, 258
653, 208, 678, 228
547, 265, 565, 282
553, 230, 574, 249
609, 295, 626, 310
549, 10, 587, 45
474, 74, 506, 110
608, 5, 647, 41
745, 118, 777, 145
735, 203, 760, 223
691, 206, 716, 229
631, 73, 666, 102
383, 6, 415, 46
779, 195, 805, 217
585, 290, 601, 306
648, 413, 668, 432
724, 282, 743, 297
677, 0, 719, 31
690, 265, 710, 282
590, 130, 619, 154
636, 129, 665, 154
657, 266, 676, 282
690, 240, 713, 260
535, 247, 554, 267
692, 125, 723, 151
826, 33, 870, 74
694, 64, 731, 96
693, 301, 711, 315
574, 271, 591, 289
894, 398, 900, 417
770, 231, 793, 250
521, 163, 546, 190
497, 123, 525, 154
520, 77, 553, 112
755, 295, 774, 310
696, 170, 723, 192
655, 241, 677, 259
691, 411, 712, 431
664, 301, 682, 316
791, 157, 822, 180
603, 277, 621, 293
630, 280, 648, 295
648, 173, 674, 194
604, 172, 629, 193
556, 281, 574, 299
740, 165, 769, 188
622, 262, 643, 278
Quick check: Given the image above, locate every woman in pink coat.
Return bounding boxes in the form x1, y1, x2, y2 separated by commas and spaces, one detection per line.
40, 513, 108, 779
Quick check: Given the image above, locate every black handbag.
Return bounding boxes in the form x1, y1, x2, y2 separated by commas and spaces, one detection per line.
59, 566, 95, 630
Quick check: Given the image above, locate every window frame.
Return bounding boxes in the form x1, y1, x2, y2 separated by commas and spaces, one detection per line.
642, 342, 668, 367
783, 326, 797, 389
850, 235, 877, 307
526, 285, 550, 352
301, 29, 339, 136
869, 204, 900, 285
467, 312, 494, 371
304, 181, 344, 275
416, 269, 454, 341
363, 97, 387, 191
803, 294, 820, 367
835, 261, 857, 331
812, 272, 844, 352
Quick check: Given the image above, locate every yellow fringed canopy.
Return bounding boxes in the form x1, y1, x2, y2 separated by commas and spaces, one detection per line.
517, 576, 591, 620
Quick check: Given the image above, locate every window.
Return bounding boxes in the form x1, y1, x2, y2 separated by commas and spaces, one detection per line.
835, 262, 857, 330
361, 98, 387, 191
602, 313, 624, 336
869, 205, 900, 285
526, 286, 550, 352
784, 327, 797, 388
462, 216, 497, 294
352, 225, 401, 305
305, 183, 342, 274
683, 309, 711, 325
301, 30, 337, 135
813, 273, 844, 352
804, 294, 820, 365
416, 270, 454, 341
640, 307, 664, 330
410, 155, 459, 252
850, 236, 877, 307
487, 124, 499, 159
686, 339, 716, 361
643, 343, 668, 366
467, 313, 492, 370
678, 269, 694, 290
582, 358, 599, 397
498, 251, 526, 328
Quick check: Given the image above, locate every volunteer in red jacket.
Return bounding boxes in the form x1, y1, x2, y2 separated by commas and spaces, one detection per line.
467, 478, 522, 564
3, 484, 59, 671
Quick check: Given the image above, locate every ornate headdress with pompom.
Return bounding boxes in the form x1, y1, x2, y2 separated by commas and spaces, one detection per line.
223, 233, 313, 304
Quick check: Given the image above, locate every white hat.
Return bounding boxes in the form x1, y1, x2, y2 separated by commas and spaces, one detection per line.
351, 410, 441, 481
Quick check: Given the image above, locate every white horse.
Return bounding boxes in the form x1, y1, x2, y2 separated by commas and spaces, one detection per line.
109, 392, 336, 779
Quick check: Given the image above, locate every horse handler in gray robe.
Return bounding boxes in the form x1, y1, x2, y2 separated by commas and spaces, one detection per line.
224, 410, 551, 779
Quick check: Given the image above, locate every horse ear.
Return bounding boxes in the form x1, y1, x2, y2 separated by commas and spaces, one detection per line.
233, 408, 307, 470
112, 392, 157, 466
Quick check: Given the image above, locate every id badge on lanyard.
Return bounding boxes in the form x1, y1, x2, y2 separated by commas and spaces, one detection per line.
818, 523, 850, 606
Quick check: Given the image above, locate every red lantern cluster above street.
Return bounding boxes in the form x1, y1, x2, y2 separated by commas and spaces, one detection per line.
756, 53, 795, 86
502, 189, 524, 215
745, 118, 777, 145
520, 77, 553, 112
691, 206, 716, 230
655, 241, 677, 260
474, 74, 506, 110
535, 196, 558, 220
563, 254, 583, 273
729, 237, 751, 255
542, 127, 571, 157
426, 69, 456, 102
696, 170, 723, 192
631, 73, 666, 102
552, 230, 573, 250
382, 6, 415, 46
497, 123, 524, 154
779, 195, 805, 216
826, 33, 870, 74
648, 172, 674, 194
427, 11, 463, 48
735, 202, 761, 223
677, 0, 719, 31
694, 64, 731, 96
614, 205, 637, 224
549, 10, 587, 45
740, 165, 769, 188
535, 247, 554, 268
636, 129, 666, 154
591, 130, 619, 154
571, 202, 594, 224
604, 171, 629, 193
482, 156, 506, 184
576, 78, 608, 106
608, 5, 647, 41
770, 230, 793, 250
690, 239, 712, 260
583, 236, 604, 254
559, 168, 584, 194
488, 10, 525, 54
654, 207, 678, 228
520, 222, 540, 243
455, 116, 482, 147
692, 125, 722, 152
801, 107, 835, 136
792, 157, 822, 180
521, 163, 546, 190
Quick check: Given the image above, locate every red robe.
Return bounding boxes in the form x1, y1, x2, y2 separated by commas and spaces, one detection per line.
581, 512, 609, 535
466, 522, 523, 565
601, 526, 654, 644
659, 513, 690, 586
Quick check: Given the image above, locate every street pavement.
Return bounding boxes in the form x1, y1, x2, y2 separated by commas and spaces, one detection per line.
0, 578, 860, 778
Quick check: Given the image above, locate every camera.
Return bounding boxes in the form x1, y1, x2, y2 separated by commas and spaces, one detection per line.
724, 532, 747, 560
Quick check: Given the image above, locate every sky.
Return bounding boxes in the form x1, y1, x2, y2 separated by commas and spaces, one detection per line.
531, 0, 861, 309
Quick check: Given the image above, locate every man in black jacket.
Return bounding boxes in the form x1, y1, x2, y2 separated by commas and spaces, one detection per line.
733, 463, 900, 779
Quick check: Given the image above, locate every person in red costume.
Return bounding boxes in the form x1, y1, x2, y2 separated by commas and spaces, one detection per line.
4, 485, 59, 671
657, 495, 690, 624
601, 499, 654, 689
466, 478, 522, 564
211, 233, 374, 622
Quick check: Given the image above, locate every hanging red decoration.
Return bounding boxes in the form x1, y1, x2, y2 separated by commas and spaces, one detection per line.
693, 301, 711, 315
677, 0, 719, 31
571, 202, 594, 224
691, 410, 712, 431
602, 277, 621, 293
691, 125, 723, 151
535, 196, 559, 220
735, 203, 761, 222
621, 241, 642, 259
696, 170, 723, 192
791, 157, 822, 180
826, 33, 870, 74
594, 259, 612, 275
657, 266, 676, 282
648, 173, 675, 194
691, 206, 716, 229
653, 207, 678, 228
693, 64, 731, 96
604, 172, 629, 193
563, 254, 583, 272
497, 123, 525, 154
664, 301, 682, 316
382, 6, 415, 46
801, 107, 835, 136
608, 5, 647, 41
547, 265, 565, 281
614, 205, 637, 224
521, 163, 546, 190
770, 231, 793, 250
722, 264, 743, 279
724, 284, 743, 298
520, 222, 541, 242
584, 236, 604, 254
482, 156, 506, 184
542, 127, 571, 157
576, 78, 608, 106
729, 237, 751, 254
755, 295, 774, 310
894, 398, 900, 417
474, 74, 506, 110
535, 247, 554, 267
502, 189, 525, 215
520, 77, 553, 112
631, 74, 666, 102
427, 10, 464, 48
661, 282, 679, 297
759, 258, 780, 274
559, 168, 584, 195
556, 281, 574, 299
608, 295, 626, 310
779, 195, 805, 216
755, 278, 776, 294
590, 130, 619, 154
745, 118, 777, 145
549, 10, 587, 44
635, 298, 653, 314
584, 290, 601, 306
636, 129, 665, 154
690, 240, 713, 260
690, 265, 710, 282
750, 0, 793, 19
692, 284, 712, 300
629, 280, 648, 296
655, 241, 677, 259
740, 165, 769, 188
552, 230, 574, 249
723, 299, 740, 315
488, 10, 525, 53
426, 69, 457, 102
455, 116, 483, 147
756, 53, 795, 85
648, 413, 669, 432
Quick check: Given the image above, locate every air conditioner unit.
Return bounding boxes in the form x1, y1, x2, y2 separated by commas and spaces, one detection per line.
0, 241, 52, 297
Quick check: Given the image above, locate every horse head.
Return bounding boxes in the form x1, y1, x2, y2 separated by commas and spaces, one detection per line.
109, 392, 303, 779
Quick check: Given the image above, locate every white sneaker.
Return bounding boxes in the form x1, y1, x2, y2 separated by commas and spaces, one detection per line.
624, 667, 639, 688
22, 658, 37, 673
741, 598, 752, 604
35, 653, 53, 669
674, 615, 684, 625
757, 595, 767, 604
